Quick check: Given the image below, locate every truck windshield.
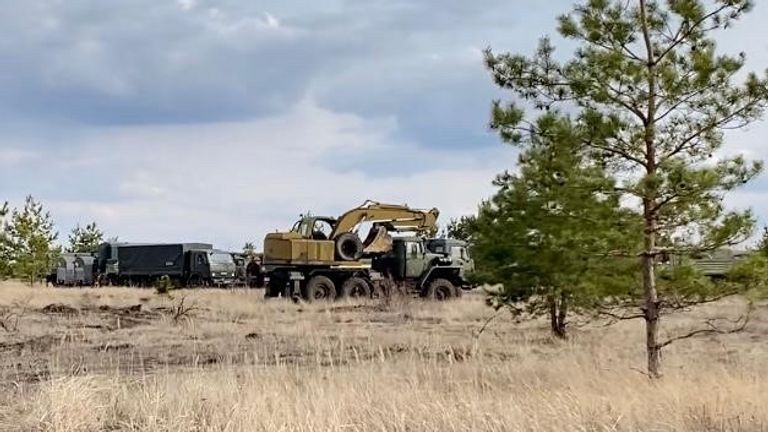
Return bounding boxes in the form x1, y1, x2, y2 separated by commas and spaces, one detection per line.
208, 253, 233, 265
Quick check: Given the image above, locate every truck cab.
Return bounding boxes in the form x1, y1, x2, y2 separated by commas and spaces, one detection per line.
373, 236, 474, 299
187, 249, 237, 287
426, 238, 475, 280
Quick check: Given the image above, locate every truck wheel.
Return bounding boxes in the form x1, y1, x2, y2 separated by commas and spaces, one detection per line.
335, 233, 363, 261
423, 278, 457, 301
339, 277, 371, 299
266, 277, 284, 298
187, 274, 202, 288
303, 275, 337, 302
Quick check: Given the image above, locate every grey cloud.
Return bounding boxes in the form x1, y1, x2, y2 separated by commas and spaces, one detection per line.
0, 103, 515, 249
0, 0, 555, 130
0, 1, 336, 124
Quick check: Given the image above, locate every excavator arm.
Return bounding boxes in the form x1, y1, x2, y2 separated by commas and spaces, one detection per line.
329, 201, 439, 239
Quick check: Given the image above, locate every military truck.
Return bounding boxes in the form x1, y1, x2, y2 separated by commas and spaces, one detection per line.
97, 243, 237, 287
371, 236, 474, 299
50, 253, 97, 287
263, 201, 474, 301
661, 248, 750, 278
426, 238, 475, 289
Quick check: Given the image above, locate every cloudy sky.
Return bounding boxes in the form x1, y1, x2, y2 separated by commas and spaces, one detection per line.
1, 1, 767, 250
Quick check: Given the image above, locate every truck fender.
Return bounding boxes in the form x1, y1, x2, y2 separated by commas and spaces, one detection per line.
418, 266, 461, 289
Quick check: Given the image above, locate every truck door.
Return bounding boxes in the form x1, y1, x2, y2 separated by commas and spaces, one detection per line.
404, 241, 427, 279
191, 252, 210, 278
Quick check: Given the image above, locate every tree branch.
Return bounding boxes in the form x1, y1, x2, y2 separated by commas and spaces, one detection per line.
597, 309, 646, 323
661, 101, 759, 161
658, 309, 751, 349
653, 4, 732, 64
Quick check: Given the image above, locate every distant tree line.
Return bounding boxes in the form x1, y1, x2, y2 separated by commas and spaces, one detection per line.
0, 195, 106, 285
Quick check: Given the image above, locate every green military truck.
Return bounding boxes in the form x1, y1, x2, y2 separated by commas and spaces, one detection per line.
661, 248, 750, 278
371, 236, 475, 299
265, 235, 474, 301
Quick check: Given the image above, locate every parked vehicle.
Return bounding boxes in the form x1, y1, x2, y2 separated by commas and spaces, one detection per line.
659, 248, 750, 279
97, 243, 237, 287
52, 253, 96, 287
263, 201, 474, 301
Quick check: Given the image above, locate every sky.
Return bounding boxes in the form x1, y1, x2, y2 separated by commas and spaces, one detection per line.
1, 1, 768, 251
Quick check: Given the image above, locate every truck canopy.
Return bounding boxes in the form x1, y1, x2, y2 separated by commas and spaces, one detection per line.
117, 243, 213, 276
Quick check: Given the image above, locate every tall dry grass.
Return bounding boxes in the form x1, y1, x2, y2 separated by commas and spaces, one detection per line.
0, 281, 766, 431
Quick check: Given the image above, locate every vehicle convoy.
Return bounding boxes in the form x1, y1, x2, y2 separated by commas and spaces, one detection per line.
262, 201, 474, 301
96, 242, 237, 287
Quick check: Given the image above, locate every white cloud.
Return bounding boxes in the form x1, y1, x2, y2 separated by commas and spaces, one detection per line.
264, 12, 280, 29
177, 0, 195, 12
43, 101, 513, 251
0, 148, 36, 166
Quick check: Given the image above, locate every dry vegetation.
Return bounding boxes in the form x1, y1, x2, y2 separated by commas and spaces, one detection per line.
0, 281, 766, 431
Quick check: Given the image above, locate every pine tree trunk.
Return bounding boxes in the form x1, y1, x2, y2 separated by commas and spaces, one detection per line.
557, 292, 568, 337
641, 229, 661, 378
639, 0, 662, 379
549, 294, 568, 339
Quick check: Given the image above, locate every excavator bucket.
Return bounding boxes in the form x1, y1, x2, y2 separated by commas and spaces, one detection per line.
362, 226, 393, 255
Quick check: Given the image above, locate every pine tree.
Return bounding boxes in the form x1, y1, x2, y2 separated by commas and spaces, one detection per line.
471, 114, 640, 338
4, 196, 59, 286
756, 226, 768, 258
0, 201, 10, 279
67, 222, 104, 254
445, 216, 476, 242
485, 0, 768, 376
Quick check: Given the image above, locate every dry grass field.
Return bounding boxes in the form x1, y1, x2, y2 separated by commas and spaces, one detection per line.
0, 281, 766, 431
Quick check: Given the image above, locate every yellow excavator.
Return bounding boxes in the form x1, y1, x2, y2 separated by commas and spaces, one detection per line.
263, 201, 470, 301
264, 200, 439, 265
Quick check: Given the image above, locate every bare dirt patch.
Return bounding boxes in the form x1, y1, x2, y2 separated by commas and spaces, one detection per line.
40, 303, 79, 315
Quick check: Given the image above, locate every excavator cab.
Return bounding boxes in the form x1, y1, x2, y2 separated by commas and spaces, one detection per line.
290, 216, 336, 240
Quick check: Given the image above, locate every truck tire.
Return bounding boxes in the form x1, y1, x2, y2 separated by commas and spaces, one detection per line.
422, 278, 457, 301
335, 233, 363, 261
266, 276, 284, 298
187, 274, 203, 288
303, 275, 337, 302
339, 277, 371, 299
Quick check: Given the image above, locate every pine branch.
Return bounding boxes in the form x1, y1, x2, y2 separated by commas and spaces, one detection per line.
658, 308, 752, 349
653, 4, 733, 64
662, 99, 765, 161
597, 309, 646, 323
662, 290, 741, 312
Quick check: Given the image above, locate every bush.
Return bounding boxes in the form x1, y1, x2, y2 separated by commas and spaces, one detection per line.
155, 275, 175, 295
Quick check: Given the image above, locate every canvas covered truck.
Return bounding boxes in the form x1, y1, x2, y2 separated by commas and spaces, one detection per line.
263, 201, 474, 301
98, 243, 237, 287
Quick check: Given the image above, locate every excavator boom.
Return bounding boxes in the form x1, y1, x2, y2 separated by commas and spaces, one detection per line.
329, 201, 439, 239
